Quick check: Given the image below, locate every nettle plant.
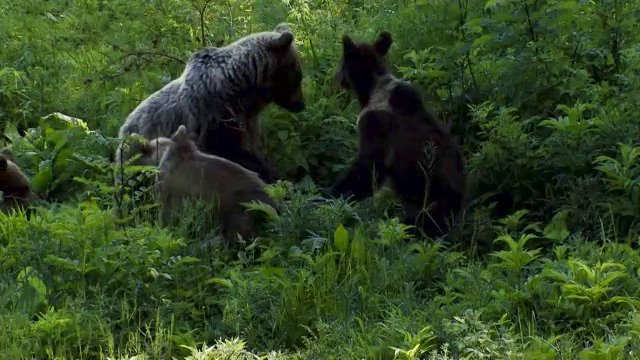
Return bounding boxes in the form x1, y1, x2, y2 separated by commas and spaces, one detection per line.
3, 113, 162, 222
4, 113, 112, 203
593, 143, 640, 239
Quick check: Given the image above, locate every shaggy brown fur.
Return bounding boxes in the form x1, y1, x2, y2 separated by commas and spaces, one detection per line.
116, 24, 305, 164
197, 118, 278, 183
158, 125, 276, 243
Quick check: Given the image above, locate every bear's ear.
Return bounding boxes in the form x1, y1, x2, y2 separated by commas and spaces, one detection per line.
342, 35, 356, 54
275, 23, 291, 34
171, 125, 189, 143
268, 31, 294, 52
374, 31, 392, 56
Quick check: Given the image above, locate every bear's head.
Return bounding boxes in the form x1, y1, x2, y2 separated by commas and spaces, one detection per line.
141, 137, 174, 166
266, 23, 305, 113
335, 31, 393, 107
0, 150, 31, 196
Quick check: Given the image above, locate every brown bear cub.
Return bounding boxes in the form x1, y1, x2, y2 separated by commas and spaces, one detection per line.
331, 32, 466, 238
0, 149, 34, 214
158, 125, 276, 243
117, 123, 276, 183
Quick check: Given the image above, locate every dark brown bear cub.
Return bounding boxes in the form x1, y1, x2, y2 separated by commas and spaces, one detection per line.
332, 32, 466, 238
0, 149, 34, 214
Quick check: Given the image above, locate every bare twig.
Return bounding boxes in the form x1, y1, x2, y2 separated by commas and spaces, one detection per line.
190, 0, 214, 48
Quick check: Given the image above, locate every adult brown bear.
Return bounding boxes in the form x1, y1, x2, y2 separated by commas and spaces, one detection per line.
331, 32, 466, 238
116, 23, 304, 173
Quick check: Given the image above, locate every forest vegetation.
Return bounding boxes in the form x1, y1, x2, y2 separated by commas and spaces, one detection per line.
1, 0, 640, 358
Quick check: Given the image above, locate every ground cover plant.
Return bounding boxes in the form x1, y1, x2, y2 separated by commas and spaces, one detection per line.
1, 0, 640, 358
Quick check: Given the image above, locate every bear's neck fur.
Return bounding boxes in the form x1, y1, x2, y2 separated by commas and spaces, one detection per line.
347, 62, 390, 109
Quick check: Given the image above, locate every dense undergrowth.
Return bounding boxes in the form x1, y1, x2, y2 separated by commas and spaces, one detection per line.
1, 0, 640, 358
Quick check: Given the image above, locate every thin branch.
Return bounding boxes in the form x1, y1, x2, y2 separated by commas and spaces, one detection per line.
190, 0, 213, 48
199, 1, 211, 48
524, 2, 537, 43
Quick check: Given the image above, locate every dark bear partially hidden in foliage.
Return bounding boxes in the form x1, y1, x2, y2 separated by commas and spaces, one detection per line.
0, 149, 34, 214
332, 31, 466, 238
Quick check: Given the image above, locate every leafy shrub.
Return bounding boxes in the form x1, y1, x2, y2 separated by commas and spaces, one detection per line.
1, 0, 640, 358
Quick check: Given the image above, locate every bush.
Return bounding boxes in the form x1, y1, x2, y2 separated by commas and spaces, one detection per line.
1, 0, 640, 358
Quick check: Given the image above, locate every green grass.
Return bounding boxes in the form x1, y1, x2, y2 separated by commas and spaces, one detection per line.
1, 0, 640, 358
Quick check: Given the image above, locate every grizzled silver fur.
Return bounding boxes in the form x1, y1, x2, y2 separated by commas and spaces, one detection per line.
116, 23, 304, 164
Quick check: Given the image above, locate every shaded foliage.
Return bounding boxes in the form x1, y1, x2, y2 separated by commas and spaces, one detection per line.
1, 0, 640, 358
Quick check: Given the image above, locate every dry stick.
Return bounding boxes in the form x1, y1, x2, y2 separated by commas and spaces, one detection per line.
524, 2, 537, 44
571, 39, 581, 67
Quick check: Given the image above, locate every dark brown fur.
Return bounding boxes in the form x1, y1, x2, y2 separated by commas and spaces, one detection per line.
0, 149, 33, 214
158, 125, 276, 243
197, 119, 278, 183
332, 32, 466, 238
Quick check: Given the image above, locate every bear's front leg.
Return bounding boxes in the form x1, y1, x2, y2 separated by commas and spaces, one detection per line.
331, 110, 393, 201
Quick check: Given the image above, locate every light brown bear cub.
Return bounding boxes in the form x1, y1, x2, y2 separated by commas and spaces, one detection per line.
158, 125, 276, 243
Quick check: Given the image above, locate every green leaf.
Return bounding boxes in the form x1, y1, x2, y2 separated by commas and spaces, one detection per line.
543, 210, 570, 241
205, 277, 234, 289
334, 224, 349, 253
484, 0, 505, 10
16, 267, 48, 315
244, 200, 280, 222
32, 160, 53, 193
472, 34, 494, 47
